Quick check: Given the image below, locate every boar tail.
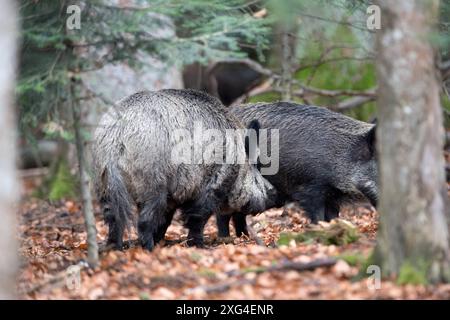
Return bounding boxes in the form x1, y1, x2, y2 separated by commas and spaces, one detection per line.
100, 164, 133, 231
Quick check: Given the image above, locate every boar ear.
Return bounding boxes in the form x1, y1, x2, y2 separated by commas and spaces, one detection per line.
366, 125, 376, 154
247, 119, 260, 142
245, 119, 261, 170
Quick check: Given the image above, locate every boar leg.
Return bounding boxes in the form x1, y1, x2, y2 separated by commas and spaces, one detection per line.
137, 194, 168, 251
232, 213, 249, 237
216, 213, 232, 238
153, 209, 176, 244
292, 185, 326, 223
183, 193, 218, 247
185, 214, 210, 247
103, 205, 125, 250
324, 198, 340, 222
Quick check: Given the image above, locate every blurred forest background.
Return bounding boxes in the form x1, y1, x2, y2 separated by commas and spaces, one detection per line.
18, 0, 450, 199
2, 0, 449, 299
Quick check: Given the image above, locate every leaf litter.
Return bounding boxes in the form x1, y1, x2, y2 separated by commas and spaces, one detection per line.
17, 188, 450, 299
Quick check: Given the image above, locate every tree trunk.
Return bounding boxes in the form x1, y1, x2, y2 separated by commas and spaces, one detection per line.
374, 0, 450, 283
71, 83, 99, 268
280, 23, 298, 101
0, 0, 19, 299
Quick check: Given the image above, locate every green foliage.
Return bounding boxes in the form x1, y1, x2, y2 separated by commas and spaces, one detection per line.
354, 250, 376, 280
248, 91, 281, 103
338, 251, 373, 283
20, 0, 449, 133
244, 2, 379, 120
443, 93, 450, 128
397, 261, 428, 286
294, 22, 377, 120
355, 252, 430, 285
338, 252, 367, 267
139, 292, 151, 300
438, 0, 450, 57
278, 219, 360, 246
277, 232, 303, 246
197, 268, 217, 278
47, 160, 78, 201
189, 251, 203, 262
258, 1, 447, 121
18, 0, 271, 138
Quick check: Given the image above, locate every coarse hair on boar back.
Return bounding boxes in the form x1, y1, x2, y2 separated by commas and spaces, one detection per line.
92, 89, 276, 250
217, 101, 378, 238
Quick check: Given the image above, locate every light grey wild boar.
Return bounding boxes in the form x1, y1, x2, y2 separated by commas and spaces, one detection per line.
217, 101, 378, 238
92, 89, 277, 250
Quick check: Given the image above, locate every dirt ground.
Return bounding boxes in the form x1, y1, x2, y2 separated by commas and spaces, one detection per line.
17, 192, 450, 299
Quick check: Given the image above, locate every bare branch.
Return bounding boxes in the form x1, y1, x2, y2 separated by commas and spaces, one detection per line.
229, 79, 274, 107
206, 58, 274, 77
297, 12, 375, 33
298, 56, 374, 71
294, 85, 377, 98
334, 95, 376, 111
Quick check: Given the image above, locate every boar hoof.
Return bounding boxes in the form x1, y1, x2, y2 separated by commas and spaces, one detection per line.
216, 236, 234, 244
140, 237, 155, 251
187, 237, 204, 248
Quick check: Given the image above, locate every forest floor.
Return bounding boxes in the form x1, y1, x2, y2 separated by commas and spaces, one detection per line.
17, 177, 450, 299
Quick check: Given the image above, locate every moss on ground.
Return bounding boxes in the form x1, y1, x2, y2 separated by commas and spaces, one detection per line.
34, 158, 78, 200
278, 219, 360, 246
397, 261, 428, 285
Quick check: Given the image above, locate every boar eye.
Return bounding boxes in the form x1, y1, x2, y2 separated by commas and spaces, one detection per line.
354, 146, 372, 162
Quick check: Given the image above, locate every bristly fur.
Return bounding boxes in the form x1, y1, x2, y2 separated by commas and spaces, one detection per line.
92, 89, 277, 250
216, 101, 378, 238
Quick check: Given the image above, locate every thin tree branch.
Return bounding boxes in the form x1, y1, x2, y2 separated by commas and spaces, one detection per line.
206, 58, 274, 77
296, 12, 375, 33
294, 85, 377, 98
298, 56, 374, 71
334, 95, 376, 111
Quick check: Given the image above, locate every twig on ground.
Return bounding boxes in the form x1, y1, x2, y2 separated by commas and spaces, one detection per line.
188, 278, 256, 294
263, 258, 337, 273
19, 261, 89, 295
189, 257, 337, 294
245, 215, 265, 246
